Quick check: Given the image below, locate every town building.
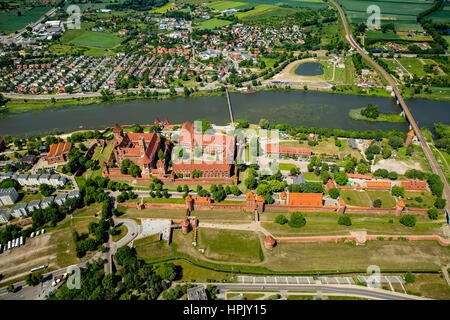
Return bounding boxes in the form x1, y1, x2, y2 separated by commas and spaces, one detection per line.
27, 200, 41, 212
0, 209, 12, 223
113, 124, 164, 175
266, 144, 311, 157
366, 181, 391, 190
45, 142, 72, 164
400, 180, 427, 191
0, 188, 19, 206
288, 193, 323, 207
11, 203, 27, 218
172, 121, 236, 178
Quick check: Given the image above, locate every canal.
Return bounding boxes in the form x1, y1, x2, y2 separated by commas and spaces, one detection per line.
0, 90, 448, 137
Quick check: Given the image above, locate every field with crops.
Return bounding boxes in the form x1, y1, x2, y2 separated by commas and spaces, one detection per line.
204, 0, 247, 10
336, 0, 434, 31
426, 2, 450, 24
0, 6, 50, 34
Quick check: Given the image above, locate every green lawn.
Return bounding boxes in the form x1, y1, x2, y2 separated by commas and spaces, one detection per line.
236, 4, 276, 18
403, 191, 436, 209
205, 1, 247, 10
199, 228, 263, 263
69, 31, 122, 49
112, 224, 128, 242
279, 163, 298, 171
367, 191, 396, 208
195, 18, 232, 30
0, 6, 51, 34
340, 190, 370, 207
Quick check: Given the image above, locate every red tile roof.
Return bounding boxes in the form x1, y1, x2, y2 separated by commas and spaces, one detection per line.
266, 144, 311, 156
288, 193, 323, 207
347, 173, 373, 180
366, 181, 391, 189
400, 181, 427, 191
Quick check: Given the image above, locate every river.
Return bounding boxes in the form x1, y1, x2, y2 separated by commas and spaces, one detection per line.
0, 90, 449, 137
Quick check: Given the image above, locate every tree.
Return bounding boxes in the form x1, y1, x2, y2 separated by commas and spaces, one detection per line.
361, 104, 379, 119
399, 214, 416, 227
334, 171, 348, 186
156, 263, 180, 281
391, 185, 405, 198
427, 208, 439, 220
434, 198, 446, 209
388, 136, 404, 149
388, 171, 398, 180
259, 118, 270, 129
288, 212, 306, 228
6, 284, 14, 293
158, 149, 165, 160
382, 147, 392, 159
428, 174, 444, 197
329, 188, 340, 199
26, 272, 43, 286
274, 214, 288, 225
128, 163, 141, 177
404, 272, 415, 284
39, 184, 55, 197
244, 174, 257, 190
373, 199, 382, 208
338, 215, 352, 226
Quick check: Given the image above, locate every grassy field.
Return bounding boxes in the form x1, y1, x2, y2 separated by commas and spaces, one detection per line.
366, 190, 396, 208
195, 18, 232, 29
340, 190, 371, 207
198, 228, 263, 263
426, 2, 450, 24
204, 1, 247, 10
69, 31, 122, 49
236, 4, 276, 18
348, 108, 406, 123
0, 6, 50, 34
151, 2, 176, 13
404, 274, 450, 300
336, 0, 433, 31
278, 163, 298, 171
112, 224, 128, 242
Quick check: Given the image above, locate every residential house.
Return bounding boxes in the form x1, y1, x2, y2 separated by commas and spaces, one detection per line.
0, 188, 19, 206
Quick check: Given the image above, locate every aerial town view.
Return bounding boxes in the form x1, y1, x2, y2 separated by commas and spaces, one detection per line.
0, 0, 449, 309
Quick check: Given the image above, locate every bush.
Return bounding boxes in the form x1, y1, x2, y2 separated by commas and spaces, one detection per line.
287, 212, 306, 228
399, 214, 416, 227
427, 208, 439, 220
337, 215, 352, 226
434, 197, 446, 209
274, 214, 288, 225
373, 199, 382, 208
328, 188, 340, 199
387, 171, 398, 180
404, 272, 415, 284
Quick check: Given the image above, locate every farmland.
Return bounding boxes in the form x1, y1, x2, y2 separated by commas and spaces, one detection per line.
0, 6, 50, 34
68, 31, 122, 49
204, 1, 247, 10
195, 18, 232, 29
336, 0, 435, 31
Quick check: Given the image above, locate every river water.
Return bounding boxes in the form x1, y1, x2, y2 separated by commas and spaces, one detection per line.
0, 90, 448, 137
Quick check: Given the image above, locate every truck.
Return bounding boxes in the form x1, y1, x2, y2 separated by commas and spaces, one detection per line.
42, 229, 45, 234
7, 240, 11, 250
30, 232, 35, 238
20, 236, 24, 246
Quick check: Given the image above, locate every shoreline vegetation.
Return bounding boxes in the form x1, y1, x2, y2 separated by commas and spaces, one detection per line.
348, 107, 407, 123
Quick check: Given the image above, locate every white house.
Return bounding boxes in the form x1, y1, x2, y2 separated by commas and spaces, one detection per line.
39, 174, 51, 185
0, 188, 19, 206
11, 203, 27, 218
18, 174, 30, 186
54, 193, 67, 206
28, 174, 40, 185
40, 196, 54, 209
27, 199, 41, 212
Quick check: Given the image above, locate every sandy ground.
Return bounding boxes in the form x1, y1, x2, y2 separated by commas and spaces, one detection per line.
272, 58, 327, 84
371, 159, 423, 174
0, 234, 58, 285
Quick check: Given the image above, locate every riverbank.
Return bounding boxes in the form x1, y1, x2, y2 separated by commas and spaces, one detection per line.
348, 108, 406, 123
2, 83, 449, 117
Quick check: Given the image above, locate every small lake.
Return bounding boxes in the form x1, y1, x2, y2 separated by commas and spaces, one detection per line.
294, 62, 324, 76
0, 90, 449, 137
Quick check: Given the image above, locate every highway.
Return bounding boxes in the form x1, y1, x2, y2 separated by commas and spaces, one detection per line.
330, 0, 450, 212
214, 283, 428, 300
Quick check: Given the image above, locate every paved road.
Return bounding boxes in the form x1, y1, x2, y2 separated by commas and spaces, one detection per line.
111, 218, 139, 254
331, 0, 450, 213
214, 283, 428, 300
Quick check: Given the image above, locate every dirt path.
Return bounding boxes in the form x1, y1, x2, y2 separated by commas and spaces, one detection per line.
272, 58, 327, 84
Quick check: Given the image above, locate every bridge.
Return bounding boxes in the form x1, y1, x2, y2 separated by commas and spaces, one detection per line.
331, 0, 450, 212
392, 87, 422, 141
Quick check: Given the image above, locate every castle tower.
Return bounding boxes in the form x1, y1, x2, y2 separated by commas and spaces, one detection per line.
181, 218, 190, 234
264, 235, 276, 250
246, 192, 256, 212
395, 200, 405, 216
405, 130, 415, 147
256, 195, 265, 213
185, 195, 194, 211
337, 199, 346, 214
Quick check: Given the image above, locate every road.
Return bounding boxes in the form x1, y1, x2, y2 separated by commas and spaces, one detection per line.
214, 283, 428, 300
330, 0, 450, 212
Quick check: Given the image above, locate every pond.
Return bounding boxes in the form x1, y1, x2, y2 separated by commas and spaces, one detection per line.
294, 62, 324, 76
